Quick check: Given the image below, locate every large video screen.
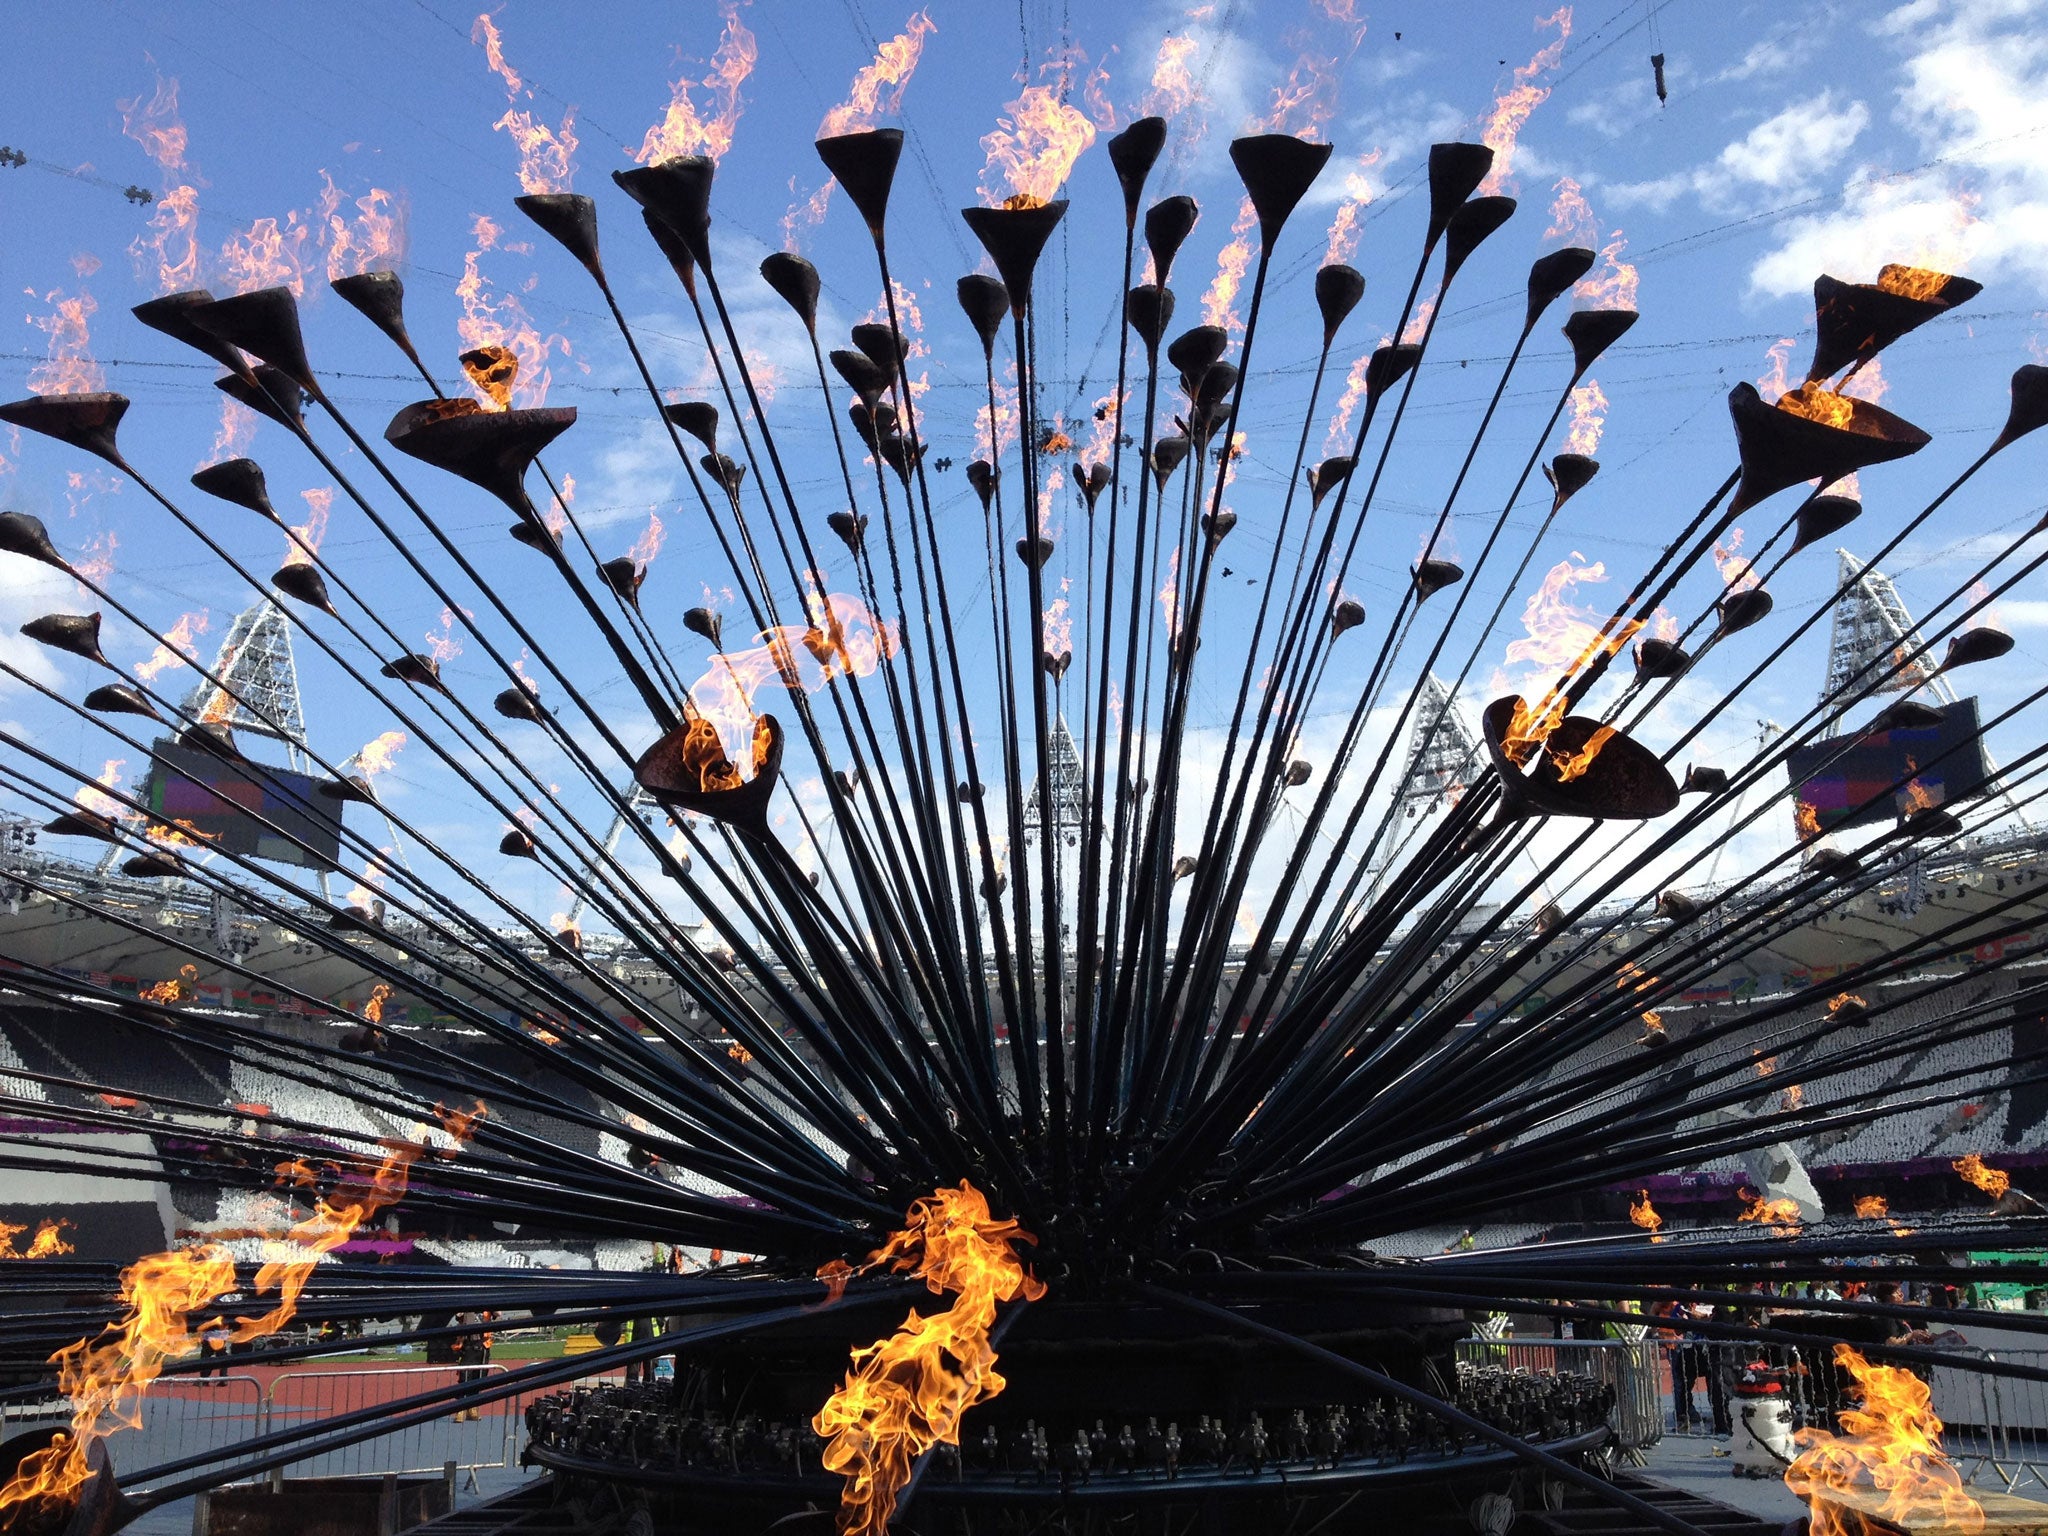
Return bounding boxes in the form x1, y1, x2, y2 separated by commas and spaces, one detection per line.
142, 740, 345, 871
1786, 696, 1992, 838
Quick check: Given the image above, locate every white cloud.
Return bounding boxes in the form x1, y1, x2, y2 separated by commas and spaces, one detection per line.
1747, 0, 2048, 298
1608, 92, 1869, 216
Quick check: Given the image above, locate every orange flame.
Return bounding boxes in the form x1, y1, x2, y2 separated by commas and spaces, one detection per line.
1324, 353, 1371, 456
1576, 228, 1639, 310
70, 530, 117, 595
629, 509, 666, 571
1738, 1188, 1803, 1229
141, 964, 200, 1004
363, 982, 393, 1026
727, 1041, 753, 1065
424, 607, 466, 667
456, 216, 567, 410
1876, 266, 1953, 303
813, 1182, 1045, 1536
1323, 153, 1382, 267
978, 52, 1098, 209
283, 487, 332, 570
1501, 558, 1639, 744
1546, 176, 1597, 246
26, 288, 104, 395
76, 760, 127, 822
218, 212, 321, 298
1777, 382, 1858, 431
975, 370, 1021, 461
1043, 579, 1073, 659
1829, 992, 1866, 1015
1855, 1194, 1889, 1219
821, 11, 938, 138
1757, 336, 1797, 400
635, 3, 758, 164
1548, 722, 1616, 783
135, 610, 209, 683
1563, 379, 1608, 456
473, 14, 578, 195
319, 181, 404, 282
1787, 1345, 1983, 1536
1713, 529, 1759, 595
1140, 32, 1201, 118
1476, 7, 1572, 195
118, 73, 188, 174
1252, 33, 1345, 138
1202, 196, 1258, 333
1629, 1190, 1662, 1232
356, 731, 406, 778
133, 184, 204, 296
0, 1219, 77, 1260
0, 1106, 481, 1524
1400, 295, 1437, 347
1954, 1153, 2009, 1200
688, 589, 901, 773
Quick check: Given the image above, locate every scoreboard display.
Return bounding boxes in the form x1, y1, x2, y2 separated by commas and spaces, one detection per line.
143, 740, 345, 871
1786, 696, 1992, 838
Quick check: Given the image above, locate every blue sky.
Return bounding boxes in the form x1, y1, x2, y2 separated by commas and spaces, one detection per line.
1, 0, 2045, 932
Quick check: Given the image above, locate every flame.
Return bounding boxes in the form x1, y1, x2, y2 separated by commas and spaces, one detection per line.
141, 964, 200, 1005
1322, 152, 1382, 267
343, 853, 388, 913
635, 3, 758, 164
1563, 379, 1607, 456
1738, 1188, 1803, 1229
1400, 295, 1437, 347
472, 13, 523, 93
1159, 548, 1182, 644
70, 530, 117, 594
628, 509, 666, 571
546, 475, 573, 539
1576, 228, 1639, 309
456, 216, 568, 410
1499, 558, 1639, 752
1777, 382, 1859, 431
1629, 1190, 1662, 1232
119, 73, 188, 174
1757, 336, 1797, 400
26, 288, 104, 395
363, 982, 392, 1025
76, 759, 127, 822
1877, 266, 1953, 303
1829, 992, 1866, 1015
728, 1041, 753, 1065
217, 213, 319, 298
1756, 1054, 1776, 1078
1954, 1153, 2009, 1200
1043, 580, 1073, 658
1900, 756, 1938, 816
0, 1108, 482, 1524
1202, 196, 1258, 333
135, 610, 209, 683
1476, 7, 1572, 195
687, 588, 901, 775
1140, 32, 1201, 117
133, 184, 204, 296
341, 733, 401, 785
321, 182, 405, 284
977, 51, 1098, 209
975, 369, 1020, 461
821, 11, 937, 138
1251, 33, 1345, 138
424, 607, 466, 667
472, 14, 578, 196
1784, 1083, 1805, 1110
206, 395, 258, 470
0, 1219, 77, 1260
1787, 1346, 1982, 1536
1796, 802, 1822, 841
283, 487, 331, 570
1856, 1194, 1889, 1219
145, 820, 217, 852
1713, 529, 1759, 595
1842, 355, 1888, 407
1548, 722, 1616, 783
1324, 353, 1372, 456
1546, 176, 1597, 246
813, 1182, 1045, 1536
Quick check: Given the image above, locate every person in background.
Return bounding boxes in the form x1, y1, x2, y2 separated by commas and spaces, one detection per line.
452, 1310, 490, 1423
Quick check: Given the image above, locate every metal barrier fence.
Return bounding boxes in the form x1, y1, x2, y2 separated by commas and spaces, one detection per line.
1456, 1337, 1665, 1463
256, 1365, 524, 1484
2, 1374, 268, 1481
